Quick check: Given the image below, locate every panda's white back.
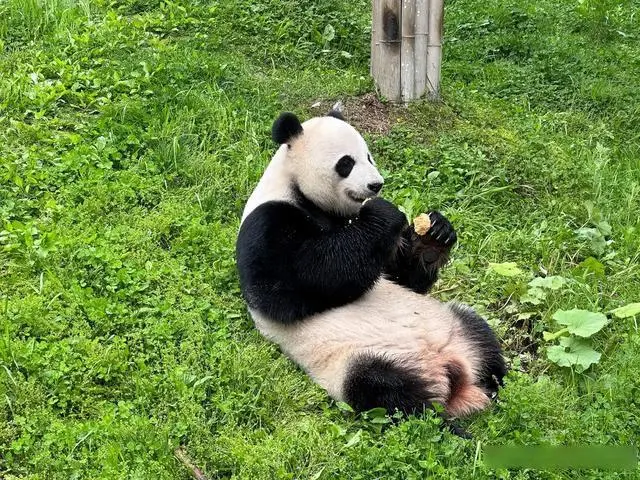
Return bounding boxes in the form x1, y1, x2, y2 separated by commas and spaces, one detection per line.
241, 144, 291, 223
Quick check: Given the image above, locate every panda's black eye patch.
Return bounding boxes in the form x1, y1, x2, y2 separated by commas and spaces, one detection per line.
335, 155, 355, 178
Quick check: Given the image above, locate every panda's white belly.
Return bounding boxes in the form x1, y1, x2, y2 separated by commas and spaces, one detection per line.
249, 278, 479, 401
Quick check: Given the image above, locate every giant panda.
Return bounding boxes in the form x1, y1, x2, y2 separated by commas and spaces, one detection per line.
236, 111, 507, 419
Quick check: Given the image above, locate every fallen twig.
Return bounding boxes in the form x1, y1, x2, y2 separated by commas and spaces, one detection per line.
174, 446, 209, 480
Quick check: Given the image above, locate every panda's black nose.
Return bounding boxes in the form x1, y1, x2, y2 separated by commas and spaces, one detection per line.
368, 182, 383, 194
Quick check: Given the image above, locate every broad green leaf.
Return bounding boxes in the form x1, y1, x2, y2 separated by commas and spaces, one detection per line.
399, 196, 418, 221
336, 401, 354, 413
575, 227, 607, 255
576, 227, 598, 239
611, 303, 640, 319
597, 220, 612, 236
520, 287, 546, 305
552, 309, 608, 337
419, 459, 437, 469
547, 337, 601, 370
528, 276, 567, 290
370, 416, 391, 424
95, 136, 107, 150
323, 24, 335, 42
590, 236, 607, 254
575, 257, 605, 278
344, 429, 362, 447
547, 345, 570, 366
364, 407, 387, 419
329, 424, 347, 437
488, 262, 523, 277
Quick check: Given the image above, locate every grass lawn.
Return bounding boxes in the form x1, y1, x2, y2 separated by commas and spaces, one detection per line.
1, 0, 639, 478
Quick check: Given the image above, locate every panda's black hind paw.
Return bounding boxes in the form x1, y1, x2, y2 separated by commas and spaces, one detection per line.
445, 420, 473, 439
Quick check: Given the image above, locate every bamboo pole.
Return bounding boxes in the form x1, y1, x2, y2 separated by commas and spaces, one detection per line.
426, 0, 443, 99
414, 0, 428, 98
370, 0, 380, 77
400, 0, 415, 101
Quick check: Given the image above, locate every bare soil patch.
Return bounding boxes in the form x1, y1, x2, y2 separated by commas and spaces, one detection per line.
309, 93, 394, 134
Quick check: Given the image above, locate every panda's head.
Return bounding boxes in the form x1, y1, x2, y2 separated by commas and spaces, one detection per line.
272, 111, 384, 217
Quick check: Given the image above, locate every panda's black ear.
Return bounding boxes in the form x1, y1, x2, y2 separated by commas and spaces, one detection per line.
327, 109, 346, 121
272, 112, 303, 145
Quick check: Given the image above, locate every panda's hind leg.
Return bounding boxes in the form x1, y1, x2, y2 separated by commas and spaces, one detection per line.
342, 352, 446, 415
342, 351, 493, 420
341, 351, 474, 438
448, 303, 507, 396
443, 360, 491, 417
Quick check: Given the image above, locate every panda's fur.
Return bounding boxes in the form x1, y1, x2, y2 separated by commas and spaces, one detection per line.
236, 111, 507, 419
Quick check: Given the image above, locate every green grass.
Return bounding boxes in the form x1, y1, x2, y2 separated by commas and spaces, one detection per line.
1, 0, 639, 478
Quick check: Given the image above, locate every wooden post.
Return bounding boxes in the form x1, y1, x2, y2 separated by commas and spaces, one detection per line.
371, 0, 443, 102
371, 0, 401, 101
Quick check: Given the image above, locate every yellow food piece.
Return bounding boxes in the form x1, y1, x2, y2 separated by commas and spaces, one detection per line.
413, 213, 431, 235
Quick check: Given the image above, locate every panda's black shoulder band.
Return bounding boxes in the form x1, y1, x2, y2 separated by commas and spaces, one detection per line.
272, 112, 303, 145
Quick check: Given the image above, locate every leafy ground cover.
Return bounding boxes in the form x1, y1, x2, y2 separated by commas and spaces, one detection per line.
1, 0, 639, 478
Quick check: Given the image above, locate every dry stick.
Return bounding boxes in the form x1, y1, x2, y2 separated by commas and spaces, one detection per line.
174, 447, 210, 480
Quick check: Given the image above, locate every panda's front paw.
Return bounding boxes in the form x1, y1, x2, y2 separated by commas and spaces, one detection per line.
360, 198, 408, 235
420, 211, 457, 248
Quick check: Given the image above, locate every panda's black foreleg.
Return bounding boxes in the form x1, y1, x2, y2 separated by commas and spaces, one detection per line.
290, 197, 409, 308
384, 211, 457, 294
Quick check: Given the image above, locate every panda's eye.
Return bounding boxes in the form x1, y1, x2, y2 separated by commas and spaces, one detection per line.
335, 155, 355, 178
367, 153, 373, 164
